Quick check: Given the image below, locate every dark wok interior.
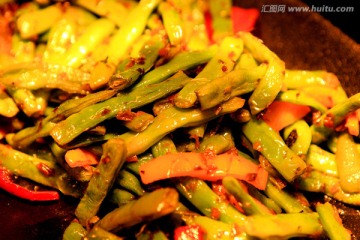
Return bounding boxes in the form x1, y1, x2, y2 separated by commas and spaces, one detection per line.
0, 0, 359, 239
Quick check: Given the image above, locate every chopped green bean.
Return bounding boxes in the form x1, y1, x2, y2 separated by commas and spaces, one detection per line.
244, 212, 323, 238
63, 221, 88, 240
242, 118, 307, 182
75, 138, 127, 226
0, 143, 83, 197
316, 202, 351, 240
96, 188, 179, 232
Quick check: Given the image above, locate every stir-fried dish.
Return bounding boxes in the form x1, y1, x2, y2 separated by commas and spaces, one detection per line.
0, 0, 359, 239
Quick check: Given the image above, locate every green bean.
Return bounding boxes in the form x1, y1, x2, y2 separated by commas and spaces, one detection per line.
0, 143, 83, 197
158, 2, 184, 46
11, 90, 116, 149
151, 98, 173, 117
50, 71, 191, 146
276, 89, 328, 113
297, 170, 360, 206
85, 226, 123, 240
192, 37, 242, 80
11, 34, 36, 62
284, 70, 340, 89
6, 87, 47, 117
134, 46, 217, 88
198, 133, 234, 155
106, 0, 161, 66
327, 135, 360, 154
96, 187, 179, 232
242, 118, 307, 182
182, 214, 249, 239
116, 169, 145, 196
179, 1, 209, 51
301, 85, 348, 106
244, 212, 323, 238
63, 221, 88, 240
146, 13, 164, 31
235, 52, 258, 69
222, 176, 273, 216
122, 111, 154, 132
74, 0, 137, 27
322, 93, 360, 125
231, 108, 251, 123
239, 32, 285, 115
1, 62, 92, 94
43, 18, 77, 64
110, 188, 136, 207
305, 144, 338, 176
51, 90, 117, 123
185, 123, 207, 142
327, 135, 338, 153
151, 136, 177, 157
0, 53, 16, 69
0, 89, 19, 117
335, 132, 360, 193
176, 177, 247, 225
237, 132, 259, 159
264, 182, 312, 213
120, 97, 245, 157
208, 0, 233, 42
246, 184, 282, 214
16, 4, 63, 39
174, 36, 243, 108
173, 78, 209, 108
137, 229, 169, 240
283, 120, 312, 156
75, 138, 127, 226
125, 153, 154, 175
14, 1, 39, 17
11, 122, 56, 150
316, 202, 352, 240
34, 42, 46, 60
62, 6, 98, 26
109, 33, 166, 91
311, 92, 360, 143
62, 18, 115, 68
196, 64, 267, 110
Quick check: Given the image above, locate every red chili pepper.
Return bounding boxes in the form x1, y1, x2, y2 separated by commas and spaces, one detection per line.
231, 6, 260, 33
204, 10, 214, 42
0, 167, 60, 201
174, 225, 205, 240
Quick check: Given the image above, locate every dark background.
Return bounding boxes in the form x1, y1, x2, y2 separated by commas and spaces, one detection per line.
302, 0, 359, 43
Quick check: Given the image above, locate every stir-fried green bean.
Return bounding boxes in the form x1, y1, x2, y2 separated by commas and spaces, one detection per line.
316, 202, 352, 240
75, 139, 127, 226
0, 143, 83, 197
96, 187, 179, 232
242, 118, 307, 182
50, 71, 191, 146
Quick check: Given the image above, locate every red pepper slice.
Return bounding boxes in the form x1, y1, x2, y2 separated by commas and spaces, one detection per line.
0, 167, 60, 201
231, 6, 260, 33
204, 11, 214, 42
261, 100, 311, 132
174, 225, 205, 240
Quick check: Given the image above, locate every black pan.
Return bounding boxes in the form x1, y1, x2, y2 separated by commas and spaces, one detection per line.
0, 0, 359, 239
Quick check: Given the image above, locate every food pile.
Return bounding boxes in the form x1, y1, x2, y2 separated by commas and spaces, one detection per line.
0, 0, 359, 239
